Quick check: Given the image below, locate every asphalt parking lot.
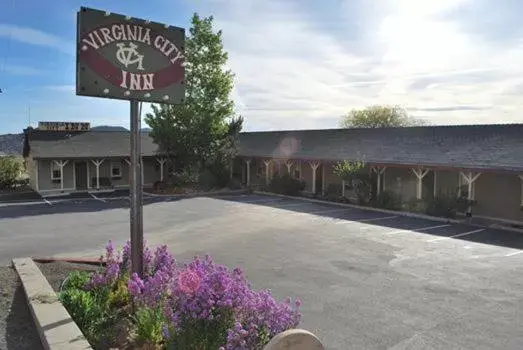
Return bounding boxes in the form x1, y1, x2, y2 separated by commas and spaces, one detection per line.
1, 192, 523, 349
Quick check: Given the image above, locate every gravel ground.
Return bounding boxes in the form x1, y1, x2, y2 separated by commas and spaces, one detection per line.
0, 266, 43, 350
36, 261, 98, 292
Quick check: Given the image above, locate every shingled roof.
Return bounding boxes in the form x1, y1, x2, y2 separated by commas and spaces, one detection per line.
237, 124, 523, 172
24, 129, 160, 158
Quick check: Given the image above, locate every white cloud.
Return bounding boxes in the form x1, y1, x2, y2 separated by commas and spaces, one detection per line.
2, 64, 45, 76
195, 0, 523, 130
0, 23, 72, 55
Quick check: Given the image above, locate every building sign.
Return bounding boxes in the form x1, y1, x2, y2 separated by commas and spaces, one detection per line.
76, 7, 185, 104
39, 122, 91, 131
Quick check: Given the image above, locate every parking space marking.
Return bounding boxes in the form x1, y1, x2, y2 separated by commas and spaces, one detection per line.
305, 208, 349, 215
505, 250, 523, 257
386, 224, 451, 235
43, 198, 53, 206
90, 193, 106, 202
426, 228, 485, 242
358, 215, 397, 223
237, 198, 283, 204
275, 202, 315, 208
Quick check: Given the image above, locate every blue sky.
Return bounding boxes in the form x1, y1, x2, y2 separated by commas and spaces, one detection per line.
1, 0, 523, 134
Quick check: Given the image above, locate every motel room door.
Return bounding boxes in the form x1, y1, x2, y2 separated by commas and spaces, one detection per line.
75, 161, 88, 190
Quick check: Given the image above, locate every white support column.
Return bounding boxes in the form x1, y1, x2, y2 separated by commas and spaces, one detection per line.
156, 157, 167, 182
53, 160, 68, 191
35, 160, 39, 192
411, 167, 430, 199
91, 159, 104, 190
309, 161, 320, 194
433, 171, 437, 197
372, 167, 387, 196
245, 159, 251, 186
459, 171, 481, 200
263, 160, 272, 185
285, 161, 293, 175
519, 174, 523, 206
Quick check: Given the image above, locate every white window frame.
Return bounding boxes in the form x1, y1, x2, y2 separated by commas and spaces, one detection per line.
51, 162, 61, 181
111, 162, 122, 179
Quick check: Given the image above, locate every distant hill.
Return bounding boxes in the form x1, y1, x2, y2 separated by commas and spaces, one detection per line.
0, 133, 24, 156
91, 125, 128, 131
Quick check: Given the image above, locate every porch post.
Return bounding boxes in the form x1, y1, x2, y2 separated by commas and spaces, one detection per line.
91, 159, 104, 190
35, 160, 39, 192
411, 167, 430, 199
53, 160, 68, 191
156, 157, 167, 182
459, 171, 481, 200
285, 161, 293, 175
433, 171, 437, 197
263, 160, 272, 185
519, 175, 523, 206
245, 159, 251, 185
309, 161, 320, 194
372, 167, 387, 196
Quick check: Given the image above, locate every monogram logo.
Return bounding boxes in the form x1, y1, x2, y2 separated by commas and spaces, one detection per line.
116, 42, 145, 70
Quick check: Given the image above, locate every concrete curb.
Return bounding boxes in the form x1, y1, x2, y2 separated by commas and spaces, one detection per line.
489, 223, 523, 234
253, 191, 461, 224
12, 257, 93, 350
143, 188, 247, 198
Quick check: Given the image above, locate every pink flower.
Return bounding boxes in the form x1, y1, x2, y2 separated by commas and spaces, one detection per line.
178, 269, 201, 295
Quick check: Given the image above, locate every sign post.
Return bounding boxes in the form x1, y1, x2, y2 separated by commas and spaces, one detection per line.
76, 7, 185, 277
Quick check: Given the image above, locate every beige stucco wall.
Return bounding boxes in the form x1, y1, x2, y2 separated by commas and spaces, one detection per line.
474, 172, 523, 222
26, 158, 38, 191
434, 170, 459, 197
37, 159, 74, 192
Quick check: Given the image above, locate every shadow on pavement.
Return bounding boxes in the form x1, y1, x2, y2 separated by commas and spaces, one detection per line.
5, 277, 43, 349
0, 195, 186, 220
214, 194, 523, 251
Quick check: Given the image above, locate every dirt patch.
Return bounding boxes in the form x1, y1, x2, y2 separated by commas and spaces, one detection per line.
36, 261, 99, 293
0, 266, 43, 350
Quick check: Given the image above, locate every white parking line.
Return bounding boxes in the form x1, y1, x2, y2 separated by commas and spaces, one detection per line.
237, 198, 283, 204
505, 250, 523, 257
358, 215, 397, 223
426, 228, 485, 242
305, 208, 348, 215
43, 198, 53, 206
386, 224, 451, 235
90, 193, 106, 202
275, 202, 314, 208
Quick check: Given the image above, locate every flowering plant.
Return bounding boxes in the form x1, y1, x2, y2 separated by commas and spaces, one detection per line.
64, 240, 302, 349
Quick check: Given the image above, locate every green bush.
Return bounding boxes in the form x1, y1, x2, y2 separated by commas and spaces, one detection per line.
60, 287, 114, 346
61, 270, 91, 292
133, 307, 166, 345
0, 156, 23, 190
268, 174, 306, 196
371, 190, 402, 210
405, 198, 426, 213
425, 194, 459, 218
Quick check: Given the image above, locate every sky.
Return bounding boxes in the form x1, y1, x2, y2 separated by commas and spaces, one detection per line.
1, 0, 523, 134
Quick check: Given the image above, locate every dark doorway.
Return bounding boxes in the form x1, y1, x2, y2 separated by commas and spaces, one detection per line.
75, 161, 88, 190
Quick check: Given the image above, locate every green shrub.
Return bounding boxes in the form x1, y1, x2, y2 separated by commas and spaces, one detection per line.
405, 198, 426, 213
107, 275, 130, 309
133, 307, 166, 345
425, 194, 459, 218
372, 190, 402, 210
269, 174, 306, 196
0, 156, 23, 190
60, 287, 114, 346
61, 270, 91, 292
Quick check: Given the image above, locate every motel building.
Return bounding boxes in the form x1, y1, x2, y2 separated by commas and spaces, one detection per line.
23, 121, 523, 224
235, 124, 523, 224
23, 122, 171, 196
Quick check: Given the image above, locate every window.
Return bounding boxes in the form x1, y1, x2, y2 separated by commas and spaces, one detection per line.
51, 162, 61, 182
111, 163, 122, 179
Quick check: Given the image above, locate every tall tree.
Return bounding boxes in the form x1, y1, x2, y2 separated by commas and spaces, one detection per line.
339, 105, 425, 128
145, 13, 236, 169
